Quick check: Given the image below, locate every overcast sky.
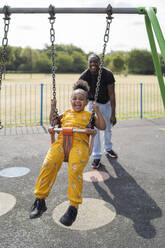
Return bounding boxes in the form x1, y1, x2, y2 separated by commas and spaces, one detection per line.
0, 0, 164, 54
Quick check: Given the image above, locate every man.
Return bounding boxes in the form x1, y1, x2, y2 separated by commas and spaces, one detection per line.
79, 53, 117, 169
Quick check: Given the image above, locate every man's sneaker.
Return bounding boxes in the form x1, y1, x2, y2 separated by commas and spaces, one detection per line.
29, 198, 47, 219
107, 150, 118, 159
60, 205, 78, 226
91, 159, 101, 169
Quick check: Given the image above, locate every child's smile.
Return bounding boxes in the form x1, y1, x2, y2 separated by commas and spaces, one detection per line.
71, 90, 88, 112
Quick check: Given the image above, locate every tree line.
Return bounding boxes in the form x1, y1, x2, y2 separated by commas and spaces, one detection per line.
0, 44, 164, 74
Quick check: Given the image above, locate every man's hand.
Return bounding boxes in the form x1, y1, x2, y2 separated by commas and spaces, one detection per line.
86, 128, 97, 136
92, 101, 100, 113
110, 114, 117, 126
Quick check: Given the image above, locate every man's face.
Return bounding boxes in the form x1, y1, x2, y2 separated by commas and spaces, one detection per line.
88, 56, 100, 75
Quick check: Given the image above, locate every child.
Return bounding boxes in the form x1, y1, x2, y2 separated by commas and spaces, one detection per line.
29, 80, 106, 226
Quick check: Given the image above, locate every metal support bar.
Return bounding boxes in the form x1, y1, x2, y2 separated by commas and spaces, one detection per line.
0, 7, 148, 15
145, 7, 165, 64
40, 83, 43, 126
144, 10, 165, 108
52, 128, 86, 133
140, 83, 143, 119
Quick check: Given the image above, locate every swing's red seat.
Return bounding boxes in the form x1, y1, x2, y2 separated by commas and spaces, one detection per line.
48, 127, 96, 162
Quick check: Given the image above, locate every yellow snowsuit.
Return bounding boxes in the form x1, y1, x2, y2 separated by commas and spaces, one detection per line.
34, 109, 91, 205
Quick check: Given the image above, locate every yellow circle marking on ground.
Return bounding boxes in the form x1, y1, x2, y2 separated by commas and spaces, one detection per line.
83, 170, 110, 182
0, 192, 16, 217
159, 128, 165, 131
52, 198, 116, 230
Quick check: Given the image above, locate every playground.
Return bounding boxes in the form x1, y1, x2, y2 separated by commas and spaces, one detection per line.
0, 118, 165, 248
0, 4, 165, 248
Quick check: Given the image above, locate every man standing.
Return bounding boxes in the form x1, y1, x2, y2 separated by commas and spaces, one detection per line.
79, 53, 117, 169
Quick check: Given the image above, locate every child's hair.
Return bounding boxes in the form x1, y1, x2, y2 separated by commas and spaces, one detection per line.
73, 80, 90, 99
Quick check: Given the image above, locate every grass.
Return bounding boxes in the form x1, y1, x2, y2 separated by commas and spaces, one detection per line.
0, 73, 164, 127
2, 73, 162, 85
2, 73, 80, 84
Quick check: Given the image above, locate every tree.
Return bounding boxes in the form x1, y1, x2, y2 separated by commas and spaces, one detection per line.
104, 55, 111, 67
11, 47, 24, 70
18, 47, 33, 72
72, 51, 87, 73
56, 52, 73, 72
111, 56, 125, 74
65, 44, 85, 55
34, 53, 51, 73
105, 52, 126, 74
2, 44, 163, 75
127, 49, 154, 74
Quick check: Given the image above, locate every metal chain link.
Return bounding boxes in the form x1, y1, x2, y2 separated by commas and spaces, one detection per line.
49, 17, 56, 99
87, 5, 113, 129
0, 6, 11, 129
48, 5, 61, 127
95, 5, 113, 102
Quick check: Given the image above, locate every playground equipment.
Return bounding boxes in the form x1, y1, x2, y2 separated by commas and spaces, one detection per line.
47, 5, 112, 161
0, 4, 113, 161
0, 5, 165, 133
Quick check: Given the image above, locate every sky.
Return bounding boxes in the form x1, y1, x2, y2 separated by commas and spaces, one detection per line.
0, 0, 164, 54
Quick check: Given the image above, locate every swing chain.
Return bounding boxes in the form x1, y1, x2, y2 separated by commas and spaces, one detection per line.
87, 4, 113, 129
0, 6, 11, 90
49, 5, 56, 100
95, 4, 113, 103
48, 5, 61, 127
0, 6, 11, 129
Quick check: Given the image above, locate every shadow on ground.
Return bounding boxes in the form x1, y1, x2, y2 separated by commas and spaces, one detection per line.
92, 157, 162, 239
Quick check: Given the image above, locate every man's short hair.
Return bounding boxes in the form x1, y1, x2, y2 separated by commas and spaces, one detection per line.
88, 53, 100, 63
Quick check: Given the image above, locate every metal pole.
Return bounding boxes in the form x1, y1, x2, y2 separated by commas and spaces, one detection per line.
140, 83, 143, 119
145, 7, 165, 65
0, 7, 145, 15
145, 14, 165, 109
53, 128, 88, 133
40, 83, 43, 126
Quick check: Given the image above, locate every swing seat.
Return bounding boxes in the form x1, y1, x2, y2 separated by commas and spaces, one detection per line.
48, 127, 96, 162
62, 127, 73, 162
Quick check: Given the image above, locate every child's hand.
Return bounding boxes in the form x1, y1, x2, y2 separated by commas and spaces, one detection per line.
51, 99, 57, 108
86, 128, 97, 136
92, 101, 99, 113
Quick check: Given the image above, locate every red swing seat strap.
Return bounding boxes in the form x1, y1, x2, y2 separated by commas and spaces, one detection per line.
48, 127, 95, 162
62, 128, 96, 160
63, 135, 73, 162
62, 128, 73, 162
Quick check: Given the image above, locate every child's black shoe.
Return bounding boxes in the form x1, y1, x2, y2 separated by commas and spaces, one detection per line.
29, 198, 47, 219
60, 205, 77, 226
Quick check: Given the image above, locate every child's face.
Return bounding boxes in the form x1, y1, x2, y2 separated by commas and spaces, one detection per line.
71, 90, 88, 112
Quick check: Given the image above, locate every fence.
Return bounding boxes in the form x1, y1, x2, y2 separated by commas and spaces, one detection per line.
0, 82, 164, 129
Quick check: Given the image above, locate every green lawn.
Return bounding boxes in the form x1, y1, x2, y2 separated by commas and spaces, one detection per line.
2, 73, 162, 85
0, 73, 164, 127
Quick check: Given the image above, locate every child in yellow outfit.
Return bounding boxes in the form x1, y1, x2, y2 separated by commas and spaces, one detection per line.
29, 80, 106, 226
